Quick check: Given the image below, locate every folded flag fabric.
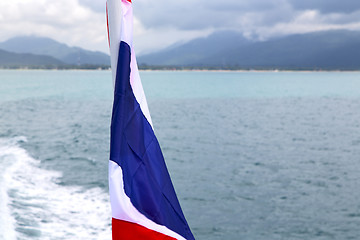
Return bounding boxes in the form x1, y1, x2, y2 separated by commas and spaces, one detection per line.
106, 0, 195, 239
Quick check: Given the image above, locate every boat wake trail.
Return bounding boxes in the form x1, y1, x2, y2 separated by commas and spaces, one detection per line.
0, 137, 111, 240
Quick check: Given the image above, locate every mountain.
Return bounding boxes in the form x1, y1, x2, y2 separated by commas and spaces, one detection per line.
138, 30, 360, 70
208, 30, 360, 69
139, 31, 251, 66
0, 49, 64, 67
0, 36, 110, 65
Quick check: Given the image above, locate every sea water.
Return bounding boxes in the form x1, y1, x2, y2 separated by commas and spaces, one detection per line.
1, 70, 360, 239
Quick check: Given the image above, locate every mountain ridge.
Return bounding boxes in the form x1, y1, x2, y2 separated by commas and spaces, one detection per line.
138, 30, 360, 70
0, 49, 64, 67
0, 36, 110, 66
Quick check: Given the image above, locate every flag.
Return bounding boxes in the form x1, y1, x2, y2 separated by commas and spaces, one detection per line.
106, 0, 195, 239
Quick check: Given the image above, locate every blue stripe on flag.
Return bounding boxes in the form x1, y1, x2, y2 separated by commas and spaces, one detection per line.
110, 41, 195, 240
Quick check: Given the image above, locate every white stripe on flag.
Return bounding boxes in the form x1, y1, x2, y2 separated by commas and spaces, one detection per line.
107, 0, 153, 128
109, 161, 186, 240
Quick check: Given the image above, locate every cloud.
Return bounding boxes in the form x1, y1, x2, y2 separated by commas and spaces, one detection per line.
252, 9, 360, 40
132, 0, 360, 43
133, 0, 291, 31
0, 0, 109, 53
288, 0, 360, 14
78, 0, 105, 13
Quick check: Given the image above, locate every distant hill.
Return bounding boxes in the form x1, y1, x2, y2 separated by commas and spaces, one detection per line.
138, 30, 360, 70
139, 31, 251, 66
0, 36, 110, 65
0, 49, 64, 67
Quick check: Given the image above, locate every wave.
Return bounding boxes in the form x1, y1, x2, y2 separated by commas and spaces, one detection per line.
0, 137, 111, 240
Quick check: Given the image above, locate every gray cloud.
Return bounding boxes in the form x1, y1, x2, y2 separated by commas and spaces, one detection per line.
71, 0, 360, 52
131, 0, 360, 42
134, 0, 292, 31
288, 0, 360, 14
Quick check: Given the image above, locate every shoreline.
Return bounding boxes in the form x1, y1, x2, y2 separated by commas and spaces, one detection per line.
1, 68, 360, 73
140, 69, 360, 73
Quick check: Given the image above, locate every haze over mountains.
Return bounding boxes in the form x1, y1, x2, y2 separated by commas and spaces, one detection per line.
0, 30, 360, 70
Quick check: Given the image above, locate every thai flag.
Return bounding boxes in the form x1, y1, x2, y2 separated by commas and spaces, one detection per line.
106, 0, 195, 239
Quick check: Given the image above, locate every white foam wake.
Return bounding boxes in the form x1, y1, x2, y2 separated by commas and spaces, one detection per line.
0, 137, 111, 240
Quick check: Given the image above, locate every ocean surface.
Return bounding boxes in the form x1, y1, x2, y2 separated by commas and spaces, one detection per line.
1, 70, 360, 239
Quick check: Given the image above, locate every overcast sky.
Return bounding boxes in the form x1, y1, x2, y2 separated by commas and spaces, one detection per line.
1, 0, 360, 54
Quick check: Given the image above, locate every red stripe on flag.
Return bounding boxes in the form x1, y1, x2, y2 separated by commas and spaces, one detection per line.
106, 3, 110, 48
112, 218, 177, 240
